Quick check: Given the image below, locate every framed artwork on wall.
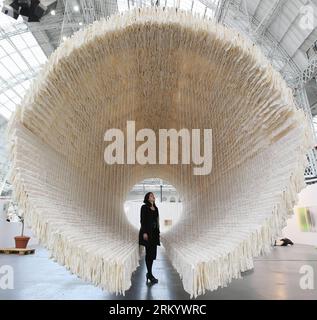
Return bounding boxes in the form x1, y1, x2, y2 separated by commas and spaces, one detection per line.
295, 206, 317, 233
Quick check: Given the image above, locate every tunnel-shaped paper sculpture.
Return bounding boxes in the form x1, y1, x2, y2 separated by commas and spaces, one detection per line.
7, 7, 315, 298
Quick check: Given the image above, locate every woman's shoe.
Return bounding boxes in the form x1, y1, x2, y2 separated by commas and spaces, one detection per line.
146, 273, 158, 284
145, 273, 151, 284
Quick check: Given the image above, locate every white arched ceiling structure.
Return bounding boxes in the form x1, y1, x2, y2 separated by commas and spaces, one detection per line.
7, 7, 315, 298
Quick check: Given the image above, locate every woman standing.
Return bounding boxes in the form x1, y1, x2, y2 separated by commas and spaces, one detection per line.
139, 192, 161, 284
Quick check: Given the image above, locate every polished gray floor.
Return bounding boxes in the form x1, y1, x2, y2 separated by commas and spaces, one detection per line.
0, 244, 316, 299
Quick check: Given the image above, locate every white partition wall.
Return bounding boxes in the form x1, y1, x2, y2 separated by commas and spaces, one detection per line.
283, 184, 317, 246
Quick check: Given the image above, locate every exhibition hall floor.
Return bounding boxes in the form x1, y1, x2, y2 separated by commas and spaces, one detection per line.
0, 244, 316, 300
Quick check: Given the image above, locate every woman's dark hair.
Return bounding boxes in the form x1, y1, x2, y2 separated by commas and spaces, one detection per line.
143, 192, 157, 208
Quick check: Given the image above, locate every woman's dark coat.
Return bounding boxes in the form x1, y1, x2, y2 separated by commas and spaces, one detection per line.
138, 203, 161, 246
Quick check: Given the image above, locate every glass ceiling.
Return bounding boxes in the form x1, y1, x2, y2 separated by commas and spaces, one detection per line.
116, 0, 217, 18
0, 1, 47, 120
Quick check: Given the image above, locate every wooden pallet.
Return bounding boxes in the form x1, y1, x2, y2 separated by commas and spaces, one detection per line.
0, 248, 35, 255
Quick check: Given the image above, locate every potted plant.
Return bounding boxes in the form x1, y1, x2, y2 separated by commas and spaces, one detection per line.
6, 201, 30, 249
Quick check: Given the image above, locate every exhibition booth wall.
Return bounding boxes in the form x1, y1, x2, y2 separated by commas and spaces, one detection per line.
283, 183, 317, 246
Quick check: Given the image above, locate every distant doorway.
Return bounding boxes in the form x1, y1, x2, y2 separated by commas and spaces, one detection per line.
124, 178, 182, 233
